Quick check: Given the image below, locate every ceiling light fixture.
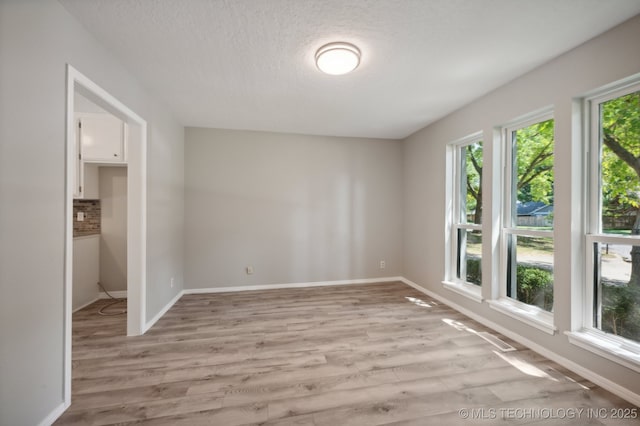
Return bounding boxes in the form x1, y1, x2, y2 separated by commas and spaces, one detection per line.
315, 42, 361, 75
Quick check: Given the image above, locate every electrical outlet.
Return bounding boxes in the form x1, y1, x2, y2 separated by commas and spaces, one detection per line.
77, 211, 85, 221
170, 277, 174, 288
379, 260, 386, 269
246, 266, 254, 275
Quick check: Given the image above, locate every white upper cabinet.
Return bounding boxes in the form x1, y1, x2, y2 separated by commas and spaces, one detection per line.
79, 113, 127, 163
74, 112, 127, 199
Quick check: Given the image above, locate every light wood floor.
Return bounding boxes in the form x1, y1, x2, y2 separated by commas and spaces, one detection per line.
55, 282, 638, 425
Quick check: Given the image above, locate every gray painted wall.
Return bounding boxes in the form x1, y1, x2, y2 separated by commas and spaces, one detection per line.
99, 167, 127, 292
0, 1, 184, 424
72, 236, 100, 311
184, 128, 403, 289
403, 15, 640, 397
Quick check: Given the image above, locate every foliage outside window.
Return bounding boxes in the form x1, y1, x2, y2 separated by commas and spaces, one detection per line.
587, 86, 640, 346
503, 116, 555, 312
452, 138, 483, 286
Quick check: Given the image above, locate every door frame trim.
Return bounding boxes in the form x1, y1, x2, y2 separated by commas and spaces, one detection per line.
64, 64, 148, 405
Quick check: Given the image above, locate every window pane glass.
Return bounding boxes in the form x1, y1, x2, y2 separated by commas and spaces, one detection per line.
463, 142, 483, 224
457, 229, 481, 285
600, 90, 640, 235
507, 234, 554, 311
595, 242, 640, 344
512, 119, 554, 230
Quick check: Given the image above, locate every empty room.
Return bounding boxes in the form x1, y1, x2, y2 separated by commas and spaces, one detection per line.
3, 1, 640, 425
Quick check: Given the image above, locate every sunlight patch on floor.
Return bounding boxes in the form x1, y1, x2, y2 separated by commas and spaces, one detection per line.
493, 350, 558, 381
405, 296, 432, 308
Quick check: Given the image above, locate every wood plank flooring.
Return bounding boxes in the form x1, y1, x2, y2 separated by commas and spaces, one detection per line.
55, 282, 639, 425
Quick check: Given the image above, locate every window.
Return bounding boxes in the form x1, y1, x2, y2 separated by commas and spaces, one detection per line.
491, 112, 556, 333
445, 133, 483, 301
504, 116, 555, 310
582, 83, 640, 355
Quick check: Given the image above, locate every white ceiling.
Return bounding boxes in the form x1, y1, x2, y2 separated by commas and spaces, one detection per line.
59, 0, 640, 139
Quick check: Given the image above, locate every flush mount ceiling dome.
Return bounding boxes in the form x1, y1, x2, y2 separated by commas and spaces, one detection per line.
315, 42, 361, 75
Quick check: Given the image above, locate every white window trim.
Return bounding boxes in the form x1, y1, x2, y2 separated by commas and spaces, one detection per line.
442, 280, 483, 303
496, 108, 556, 332
566, 329, 640, 374
489, 297, 557, 335
573, 77, 640, 370
444, 131, 484, 301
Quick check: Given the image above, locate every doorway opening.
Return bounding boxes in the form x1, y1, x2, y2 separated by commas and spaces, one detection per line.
64, 64, 147, 406
73, 92, 129, 317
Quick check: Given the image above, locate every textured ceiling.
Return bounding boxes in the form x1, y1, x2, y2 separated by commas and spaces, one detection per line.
59, 0, 640, 139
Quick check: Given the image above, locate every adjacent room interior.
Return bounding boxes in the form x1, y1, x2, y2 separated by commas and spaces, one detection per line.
2, 1, 640, 425
72, 91, 129, 318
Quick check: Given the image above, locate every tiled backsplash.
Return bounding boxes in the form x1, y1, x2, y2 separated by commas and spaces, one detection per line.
73, 199, 101, 237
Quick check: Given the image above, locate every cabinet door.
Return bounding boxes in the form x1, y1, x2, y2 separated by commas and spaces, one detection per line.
80, 114, 126, 162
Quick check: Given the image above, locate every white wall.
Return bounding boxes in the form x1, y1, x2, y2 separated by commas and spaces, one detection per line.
83, 163, 100, 199
0, 1, 184, 425
403, 15, 640, 398
72, 235, 100, 311
99, 167, 127, 292
185, 128, 403, 289
146, 103, 185, 317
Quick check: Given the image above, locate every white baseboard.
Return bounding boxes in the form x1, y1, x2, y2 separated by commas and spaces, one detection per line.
99, 290, 127, 299
72, 297, 99, 313
183, 276, 404, 295
38, 400, 69, 426
399, 277, 640, 407
143, 290, 184, 333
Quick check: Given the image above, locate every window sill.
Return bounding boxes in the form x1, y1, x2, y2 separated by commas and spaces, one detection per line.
442, 280, 483, 303
566, 329, 640, 374
488, 298, 557, 335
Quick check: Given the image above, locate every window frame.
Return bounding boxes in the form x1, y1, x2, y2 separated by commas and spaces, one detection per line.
567, 79, 640, 372
443, 132, 484, 303
489, 109, 557, 335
